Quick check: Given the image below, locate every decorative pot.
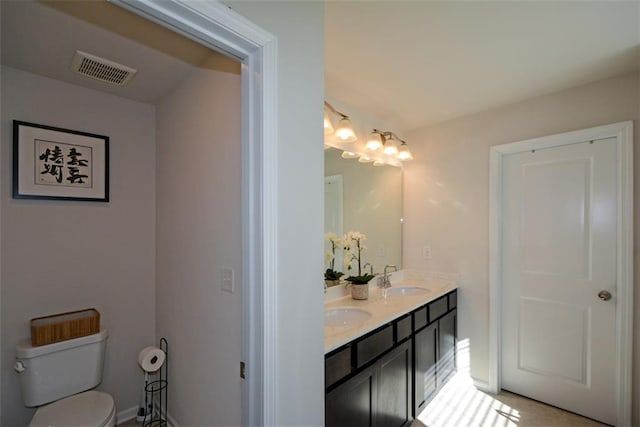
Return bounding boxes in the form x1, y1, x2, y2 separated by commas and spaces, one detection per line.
350, 283, 369, 300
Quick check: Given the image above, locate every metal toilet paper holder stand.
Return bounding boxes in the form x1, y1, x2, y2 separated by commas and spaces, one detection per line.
143, 337, 168, 427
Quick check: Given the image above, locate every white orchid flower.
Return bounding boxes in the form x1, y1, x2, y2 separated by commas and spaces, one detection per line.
325, 232, 338, 241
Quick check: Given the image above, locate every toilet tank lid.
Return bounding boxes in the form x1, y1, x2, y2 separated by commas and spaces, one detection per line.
30, 390, 115, 427
16, 329, 108, 359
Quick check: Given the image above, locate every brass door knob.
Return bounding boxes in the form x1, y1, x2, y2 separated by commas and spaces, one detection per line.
597, 290, 612, 301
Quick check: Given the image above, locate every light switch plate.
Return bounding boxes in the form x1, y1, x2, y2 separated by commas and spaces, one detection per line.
221, 268, 234, 293
422, 246, 432, 260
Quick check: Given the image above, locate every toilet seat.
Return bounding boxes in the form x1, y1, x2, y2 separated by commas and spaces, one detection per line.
30, 390, 115, 427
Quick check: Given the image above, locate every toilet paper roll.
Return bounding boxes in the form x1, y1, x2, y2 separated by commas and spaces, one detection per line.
138, 346, 165, 373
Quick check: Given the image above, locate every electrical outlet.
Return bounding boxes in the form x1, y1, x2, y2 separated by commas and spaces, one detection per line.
422, 246, 432, 260
221, 268, 234, 293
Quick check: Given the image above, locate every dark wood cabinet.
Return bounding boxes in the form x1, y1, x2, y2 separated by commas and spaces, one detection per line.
326, 289, 457, 427
413, 322, 437, 415
326, 365, 376, 427
437, 309, 457, 385
413, 308, 457, 416
326, 340, 412, 427
377, 340, 412, 427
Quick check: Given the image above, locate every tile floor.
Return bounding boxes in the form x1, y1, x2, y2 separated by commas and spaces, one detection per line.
119, 373, 608, 427
413, 372, 608, 427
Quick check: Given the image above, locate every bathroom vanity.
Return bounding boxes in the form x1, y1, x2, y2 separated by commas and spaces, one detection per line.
324, 277, 457, 427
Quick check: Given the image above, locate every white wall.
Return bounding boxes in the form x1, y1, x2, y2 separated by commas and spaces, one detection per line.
222, 2, 326, 424
403, 71, 640, 421
0, 66, 156, 426
155, 54, 242, 426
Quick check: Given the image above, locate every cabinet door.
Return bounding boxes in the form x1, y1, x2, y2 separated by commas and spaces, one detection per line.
377, 340, 412, 427
437, 309, 457, 385
414, 322, 437, 416
326, 366, 376, 427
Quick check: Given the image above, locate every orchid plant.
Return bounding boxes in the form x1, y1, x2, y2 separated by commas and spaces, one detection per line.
324, 232, 344, 281
342, 231, 375, 285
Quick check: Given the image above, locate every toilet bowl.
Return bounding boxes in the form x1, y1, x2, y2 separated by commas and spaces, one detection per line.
29, 390, 115, 427
29, 390, 116, 427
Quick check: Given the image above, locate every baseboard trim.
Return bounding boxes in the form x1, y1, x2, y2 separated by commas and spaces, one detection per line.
116, 405, 138, 424
166, 412, 180, 427
472, 378, 492, 393
114, 404, 178, 427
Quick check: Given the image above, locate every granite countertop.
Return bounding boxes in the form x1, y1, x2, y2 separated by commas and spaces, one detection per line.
324, 271, 458, 354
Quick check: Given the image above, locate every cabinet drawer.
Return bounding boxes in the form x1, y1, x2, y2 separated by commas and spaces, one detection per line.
413, 306, 427, 331
396, 314, 412, 342
357, 325, 393, 368
325, 346, 352, 388
428, 296, 448, 322
449, 291, 457, 309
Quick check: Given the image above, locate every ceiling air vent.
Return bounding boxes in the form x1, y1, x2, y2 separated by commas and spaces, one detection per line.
71, 50, 137, 86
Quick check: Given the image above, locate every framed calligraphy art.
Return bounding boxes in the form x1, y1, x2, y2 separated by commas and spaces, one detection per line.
13, 121, 109, 202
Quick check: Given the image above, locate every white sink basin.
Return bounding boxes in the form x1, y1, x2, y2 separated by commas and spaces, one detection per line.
385, 286, 430, 296
324, 307, 372, 327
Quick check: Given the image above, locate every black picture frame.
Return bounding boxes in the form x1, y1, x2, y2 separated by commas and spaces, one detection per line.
13, 120, 109, 202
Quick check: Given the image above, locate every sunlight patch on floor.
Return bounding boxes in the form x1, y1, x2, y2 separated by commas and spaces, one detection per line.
417, 338, 520, 427
416, 339, 606, 427
417, 372, 520, 427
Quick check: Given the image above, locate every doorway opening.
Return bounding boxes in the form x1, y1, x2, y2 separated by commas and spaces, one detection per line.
0, 1, 277, 425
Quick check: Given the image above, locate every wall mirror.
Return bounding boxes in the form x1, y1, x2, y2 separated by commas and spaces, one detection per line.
324, 147, 402, 283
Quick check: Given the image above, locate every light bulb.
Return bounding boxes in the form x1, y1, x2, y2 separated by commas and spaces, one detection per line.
324, 111, 334, 135
366, 132, 383, 151
335, 117, 357, 142
397, 143, 413, 161
383, 137, 398, 155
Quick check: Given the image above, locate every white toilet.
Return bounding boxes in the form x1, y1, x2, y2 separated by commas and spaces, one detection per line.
14, 329, 116, 427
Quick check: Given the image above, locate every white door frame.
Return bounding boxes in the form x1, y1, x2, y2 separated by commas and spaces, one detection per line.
488, 121, 633, 425
110, 1, 277, 425
324, 174, 344, 235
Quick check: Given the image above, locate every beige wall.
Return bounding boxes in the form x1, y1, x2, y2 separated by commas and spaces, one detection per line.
155, 55, 241, 426
156, 57, 242, 426
0, 66, 156, 426
403, 71, 639, 421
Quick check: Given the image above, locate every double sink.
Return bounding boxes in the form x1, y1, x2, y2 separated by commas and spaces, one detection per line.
324, 286, 430, 327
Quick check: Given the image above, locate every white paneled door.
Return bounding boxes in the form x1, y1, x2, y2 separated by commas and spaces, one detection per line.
501, 138, 617, 425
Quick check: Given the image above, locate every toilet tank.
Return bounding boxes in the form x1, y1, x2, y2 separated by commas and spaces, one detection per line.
15, 329, 108, 407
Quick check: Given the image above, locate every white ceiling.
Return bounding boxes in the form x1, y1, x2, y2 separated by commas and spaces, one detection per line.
325, 1, 640, 132
3, 1, 638, 129
1, 0, 238, 104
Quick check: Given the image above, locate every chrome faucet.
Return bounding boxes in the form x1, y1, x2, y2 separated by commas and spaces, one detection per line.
382, 264, 398, 288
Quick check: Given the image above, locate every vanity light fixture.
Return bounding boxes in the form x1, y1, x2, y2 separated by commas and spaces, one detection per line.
366, 130, 384, 151
324, 110, 334, 135
341, 151, 359, 159
397, 141, 414, 161
368, 128, 411, 159
323, 101, 413, 166
383, 135, 399, 155
325, 101, 356, 143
